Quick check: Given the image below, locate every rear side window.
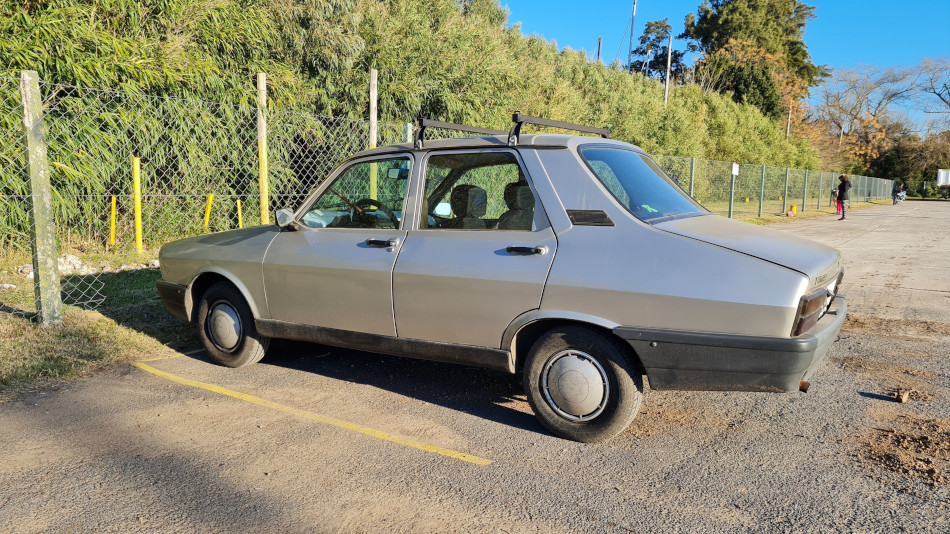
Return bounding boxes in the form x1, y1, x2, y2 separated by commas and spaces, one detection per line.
421, 151, 539, 231
579, 147, 704, 223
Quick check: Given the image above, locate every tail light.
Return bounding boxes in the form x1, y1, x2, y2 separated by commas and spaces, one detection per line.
792, 269, 843, 336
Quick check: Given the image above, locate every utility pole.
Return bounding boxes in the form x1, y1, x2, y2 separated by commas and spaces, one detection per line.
664, 34, 673, 107
628, 0, 638, 70
596, 36, 602, 62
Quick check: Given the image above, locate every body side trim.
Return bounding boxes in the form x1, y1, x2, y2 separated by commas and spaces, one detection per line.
256, 319, 514, 373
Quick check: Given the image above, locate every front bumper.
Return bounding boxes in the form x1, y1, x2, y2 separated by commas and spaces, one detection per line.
156, 280, 189, 321
615, 296, 847, 392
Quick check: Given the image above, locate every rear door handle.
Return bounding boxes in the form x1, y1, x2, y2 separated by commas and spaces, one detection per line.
366, 238, 400, 248
506, 245, 548, 256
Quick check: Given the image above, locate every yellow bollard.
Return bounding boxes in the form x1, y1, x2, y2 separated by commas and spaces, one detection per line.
237, 199, 243, 229
791, 205, 797, 214
109, 195, 117, 247
744, 198, 749, 203
133, 157, 143, 253
204, 194, 214, 230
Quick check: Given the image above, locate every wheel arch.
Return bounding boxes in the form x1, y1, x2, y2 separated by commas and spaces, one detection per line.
505, 312, 644, 375
186, 270, 262, 322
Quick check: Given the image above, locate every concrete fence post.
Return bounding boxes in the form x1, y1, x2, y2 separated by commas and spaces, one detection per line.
758, 165, 765, 217
403, 123, 413, 144
689, 157, 695, 197
728, 171, 736, 219
802, 170, 809, 212
818, 172, 823, 209
782, 168, 789, 213
20, 70, 62, 325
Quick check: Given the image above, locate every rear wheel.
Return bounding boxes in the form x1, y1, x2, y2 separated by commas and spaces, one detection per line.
523, 326, 643, 442
197, 281, 269, 368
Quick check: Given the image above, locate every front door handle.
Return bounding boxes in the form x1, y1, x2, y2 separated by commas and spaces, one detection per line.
506, 245, 548, 256
366, 237, 400, 248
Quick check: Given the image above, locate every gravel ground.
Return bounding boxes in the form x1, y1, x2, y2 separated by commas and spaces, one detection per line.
1, 201, 948, 533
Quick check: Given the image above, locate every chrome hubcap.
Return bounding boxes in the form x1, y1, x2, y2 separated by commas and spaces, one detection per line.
207, 301, 242, 352
541, 350, 609, 421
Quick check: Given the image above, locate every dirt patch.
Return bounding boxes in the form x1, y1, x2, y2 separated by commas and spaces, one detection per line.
833, 354, 932, 378
627, 402, 725, 438
843, 314, 950, 340
858, 414, 950, 486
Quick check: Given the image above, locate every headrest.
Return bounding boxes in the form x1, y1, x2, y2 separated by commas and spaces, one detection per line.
503, 182, 535, 210
450, 184, 488, 218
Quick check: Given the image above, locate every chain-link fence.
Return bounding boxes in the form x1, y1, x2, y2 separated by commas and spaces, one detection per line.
653, 156, 890, 219
0, 73, 893, 319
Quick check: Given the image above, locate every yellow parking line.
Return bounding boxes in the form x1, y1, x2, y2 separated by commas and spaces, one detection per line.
137, 354, 184, 362
131, 362, 492, 466
138, 348, 203, 363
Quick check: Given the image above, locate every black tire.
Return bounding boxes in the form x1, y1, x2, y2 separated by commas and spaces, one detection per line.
196, 281, 270, 368
523, 326, 643, 443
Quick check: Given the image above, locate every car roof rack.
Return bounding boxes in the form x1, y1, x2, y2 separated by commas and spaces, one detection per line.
507, 112, 610, 146
415, 118, 507, 149
413, 114, 610, 149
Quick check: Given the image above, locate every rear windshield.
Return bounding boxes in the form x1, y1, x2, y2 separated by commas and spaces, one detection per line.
579, 147, 705, 223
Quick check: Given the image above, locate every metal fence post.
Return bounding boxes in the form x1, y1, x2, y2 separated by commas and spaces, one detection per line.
802, 170, 808, 212
782, 168, 789, 213
689, 157, 695, 197
133, 157, 143, 251
758, 165, 765, 217
20, 70, 62, 325
256, 73, 269, 225
818, 172, 823, 209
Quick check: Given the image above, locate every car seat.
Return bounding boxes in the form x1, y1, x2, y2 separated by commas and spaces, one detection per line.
496, 182, 535, 230
440, 184, 488, 229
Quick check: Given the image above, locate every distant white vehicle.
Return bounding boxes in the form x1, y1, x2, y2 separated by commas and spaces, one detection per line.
938, 169, 950, 187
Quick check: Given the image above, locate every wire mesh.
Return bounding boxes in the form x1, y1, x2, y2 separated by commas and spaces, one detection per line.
0, 75, 894, 317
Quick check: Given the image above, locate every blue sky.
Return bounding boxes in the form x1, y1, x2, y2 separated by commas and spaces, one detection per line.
502, 0, 950, 71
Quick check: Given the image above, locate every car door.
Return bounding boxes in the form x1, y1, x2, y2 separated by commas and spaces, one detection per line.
262, 155, 412, 336
392, 149, 556, 347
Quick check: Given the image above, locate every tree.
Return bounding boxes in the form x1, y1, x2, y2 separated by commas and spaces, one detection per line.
682, 0, 827, 87
630, 19, 686, 81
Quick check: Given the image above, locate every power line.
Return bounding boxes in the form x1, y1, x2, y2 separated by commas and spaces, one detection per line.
613, 12, 632, 65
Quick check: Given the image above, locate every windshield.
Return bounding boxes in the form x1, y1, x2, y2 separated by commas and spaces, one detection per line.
579, 147, 705, 223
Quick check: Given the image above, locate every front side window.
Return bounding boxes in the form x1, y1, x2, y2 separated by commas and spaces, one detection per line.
579, 147, 705, 223
301, 157, 410, 229
421, 151, 538, 231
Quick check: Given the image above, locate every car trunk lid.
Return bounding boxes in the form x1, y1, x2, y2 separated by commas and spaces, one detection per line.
654, 214, 841, 288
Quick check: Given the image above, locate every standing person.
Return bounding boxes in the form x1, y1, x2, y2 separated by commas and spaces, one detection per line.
832, 187, 839, 213
837, 175, 851, 220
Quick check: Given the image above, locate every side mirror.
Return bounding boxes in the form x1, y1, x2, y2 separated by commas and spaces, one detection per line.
275, 208, 297, 230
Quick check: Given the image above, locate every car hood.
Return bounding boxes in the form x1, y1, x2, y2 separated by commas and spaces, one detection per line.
654, 214, 841, 284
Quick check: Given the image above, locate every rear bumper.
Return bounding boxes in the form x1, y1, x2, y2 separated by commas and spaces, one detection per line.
156, 280, 189, 321
615, 296, 847, 392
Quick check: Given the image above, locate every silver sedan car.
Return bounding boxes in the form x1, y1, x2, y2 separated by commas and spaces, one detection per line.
157, 115, 846, 442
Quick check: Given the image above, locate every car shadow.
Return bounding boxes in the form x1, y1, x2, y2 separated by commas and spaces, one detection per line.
46, 268, 547, 436
259, 338, 548, 436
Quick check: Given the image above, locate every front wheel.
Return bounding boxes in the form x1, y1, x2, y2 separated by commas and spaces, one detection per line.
197, 281, 270, 368
523, 326, 643, 442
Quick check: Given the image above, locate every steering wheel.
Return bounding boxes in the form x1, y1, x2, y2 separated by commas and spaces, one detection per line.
354, 198, 400, 229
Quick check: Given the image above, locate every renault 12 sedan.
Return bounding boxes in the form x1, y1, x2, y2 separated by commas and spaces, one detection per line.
157, 114, 847, 442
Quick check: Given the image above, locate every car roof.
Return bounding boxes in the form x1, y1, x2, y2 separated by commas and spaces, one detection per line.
347, 134, 644, 160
